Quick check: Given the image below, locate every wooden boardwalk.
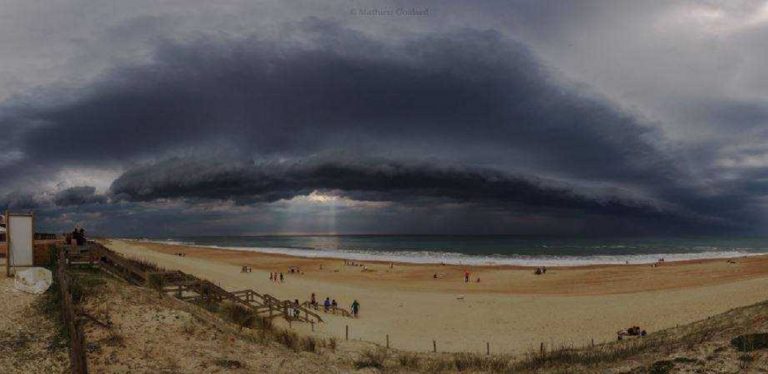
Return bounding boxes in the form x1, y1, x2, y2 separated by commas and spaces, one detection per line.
84, 242, 327, 324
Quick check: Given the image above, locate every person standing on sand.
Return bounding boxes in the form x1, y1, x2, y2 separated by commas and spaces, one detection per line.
311, 293, 317, 308
464, 270, 470, 283
324, 297, 331, 312
351, 300, 360, 317
280, 272, 284, 282
293, 299, 301, 318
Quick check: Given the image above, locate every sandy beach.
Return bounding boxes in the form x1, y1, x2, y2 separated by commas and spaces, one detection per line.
103, 239, 768, 354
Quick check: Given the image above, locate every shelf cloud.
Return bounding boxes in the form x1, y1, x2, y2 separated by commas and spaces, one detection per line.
0, 2, 766, 235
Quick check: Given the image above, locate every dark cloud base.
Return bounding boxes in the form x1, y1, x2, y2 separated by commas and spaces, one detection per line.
110, 157, 656, 212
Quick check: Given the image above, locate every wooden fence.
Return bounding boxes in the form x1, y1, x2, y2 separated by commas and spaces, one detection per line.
56, 247, 88, 374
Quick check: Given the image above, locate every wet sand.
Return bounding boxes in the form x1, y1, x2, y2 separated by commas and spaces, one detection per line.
103, 239, 768, 354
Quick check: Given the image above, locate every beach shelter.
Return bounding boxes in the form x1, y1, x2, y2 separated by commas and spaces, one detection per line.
5, 212, 34, 277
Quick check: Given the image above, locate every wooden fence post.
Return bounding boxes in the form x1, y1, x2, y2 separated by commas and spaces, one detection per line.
346, 325, 349, 341
486, 342, 490, 355
540, 342, 545, 358
433, 340, 437, 353
386, 334, 389, 348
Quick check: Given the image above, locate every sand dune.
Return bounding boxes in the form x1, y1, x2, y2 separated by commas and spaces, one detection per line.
103, 239, 768, 354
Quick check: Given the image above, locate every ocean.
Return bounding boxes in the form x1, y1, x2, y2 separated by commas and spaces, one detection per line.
142, 235, 768, 267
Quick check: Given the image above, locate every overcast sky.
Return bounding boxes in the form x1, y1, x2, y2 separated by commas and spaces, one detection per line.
2, 0, 768, 237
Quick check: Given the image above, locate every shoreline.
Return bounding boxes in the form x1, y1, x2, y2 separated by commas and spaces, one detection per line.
128, 238, 764, 269
102, 238, 768, 353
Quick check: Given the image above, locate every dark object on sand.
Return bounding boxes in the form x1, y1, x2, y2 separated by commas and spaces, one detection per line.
617, 326, 647, 340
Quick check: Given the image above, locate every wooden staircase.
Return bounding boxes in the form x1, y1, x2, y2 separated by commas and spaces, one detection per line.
85, 242, 325, 324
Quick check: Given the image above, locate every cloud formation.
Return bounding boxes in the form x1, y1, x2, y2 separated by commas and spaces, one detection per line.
0, 6, 765, 236
53, 186, 107, 206
110, 157, 664, 214
5, 22, 673, 186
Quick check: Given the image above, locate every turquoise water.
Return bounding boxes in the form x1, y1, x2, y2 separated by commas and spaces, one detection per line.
145, 235, 768, 266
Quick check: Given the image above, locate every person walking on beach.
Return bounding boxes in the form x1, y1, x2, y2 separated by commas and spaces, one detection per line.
324, 297, 331, 312
269, 272, 274, 281
279, 272, 284, 282
464, 270, 470, 283
351, 299, 360, 318
311, 293, 317, 308
331, 299, 338, 310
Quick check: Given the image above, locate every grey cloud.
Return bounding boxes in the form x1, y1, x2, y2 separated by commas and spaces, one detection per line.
0, 191, 43, 211
53, 186, 108, 206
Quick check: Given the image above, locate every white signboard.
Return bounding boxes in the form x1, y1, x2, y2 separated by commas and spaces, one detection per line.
8, 214, 34, 269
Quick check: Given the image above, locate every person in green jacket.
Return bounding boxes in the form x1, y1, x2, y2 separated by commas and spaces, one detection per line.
351, 300, 360, 318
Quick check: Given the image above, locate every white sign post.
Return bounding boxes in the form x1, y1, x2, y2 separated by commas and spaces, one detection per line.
5, 212, 34, 277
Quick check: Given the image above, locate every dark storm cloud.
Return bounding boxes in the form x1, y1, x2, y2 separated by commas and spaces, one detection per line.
5, 20, 675, 187
1, 185, 107, 213
110, 157, 673, 217
0, 18, 757, 234
53, 186, 107, 206
0, 191, 44, 211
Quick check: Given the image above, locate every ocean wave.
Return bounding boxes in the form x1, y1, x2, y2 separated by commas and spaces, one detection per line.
138, 239, 761, 266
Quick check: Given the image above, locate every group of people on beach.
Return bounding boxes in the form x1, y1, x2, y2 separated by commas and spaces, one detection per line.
269, 272, 284, 283
534, 266, 547, 275
344, 260, 370, 271
462, 270, 481, 283
309, 292, 360, 317
65, 226, 87, 246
